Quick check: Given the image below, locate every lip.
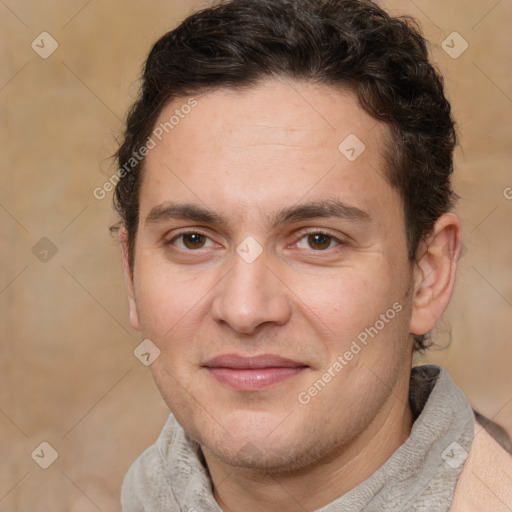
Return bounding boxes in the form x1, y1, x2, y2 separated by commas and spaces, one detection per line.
203, 353, 308, 391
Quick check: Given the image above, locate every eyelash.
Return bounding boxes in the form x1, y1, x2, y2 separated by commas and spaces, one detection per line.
167, 228, 345, 252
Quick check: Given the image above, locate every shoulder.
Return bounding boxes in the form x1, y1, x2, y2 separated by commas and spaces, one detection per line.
121, 441, 170, 511
121, 414, 182, 511
450, 422, 512, 511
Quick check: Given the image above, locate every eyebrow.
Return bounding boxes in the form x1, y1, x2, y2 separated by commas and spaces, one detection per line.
145, 198, 371, 229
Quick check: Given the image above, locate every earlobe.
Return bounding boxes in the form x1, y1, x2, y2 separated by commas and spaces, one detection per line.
409, 213, 462, 336
119, 228, 141, 331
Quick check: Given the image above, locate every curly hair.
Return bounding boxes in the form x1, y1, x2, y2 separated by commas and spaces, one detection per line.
113, 0, 458, 351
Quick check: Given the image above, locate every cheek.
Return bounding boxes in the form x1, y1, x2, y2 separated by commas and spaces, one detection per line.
291, 262, 412, 372
291, 266, 396, 331
133, 260, 204, 339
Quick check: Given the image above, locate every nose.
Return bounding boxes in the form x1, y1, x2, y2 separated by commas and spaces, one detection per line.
211, 247, 292, 335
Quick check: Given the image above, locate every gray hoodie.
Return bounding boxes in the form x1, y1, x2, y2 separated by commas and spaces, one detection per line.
121, 364, 475, 512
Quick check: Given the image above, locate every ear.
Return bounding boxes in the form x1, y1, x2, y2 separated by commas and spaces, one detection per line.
119, 228, 141, 331
409, 213, 462, 336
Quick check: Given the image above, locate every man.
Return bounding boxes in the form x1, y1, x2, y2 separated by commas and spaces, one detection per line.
112, 0, 512, 510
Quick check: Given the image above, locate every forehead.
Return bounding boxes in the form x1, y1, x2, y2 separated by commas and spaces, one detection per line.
150, 80, 383, 152
140, 79, 398, 225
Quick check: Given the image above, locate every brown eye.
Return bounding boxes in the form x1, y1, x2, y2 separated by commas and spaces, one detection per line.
307, 233, 333, 250
295, 232, 340, 251
182, 233, 207, 249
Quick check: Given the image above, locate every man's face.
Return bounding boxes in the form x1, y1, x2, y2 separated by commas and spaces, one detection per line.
125, 80, 416, 471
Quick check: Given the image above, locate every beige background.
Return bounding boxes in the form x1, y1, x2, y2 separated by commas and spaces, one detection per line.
1, 0, 511, 510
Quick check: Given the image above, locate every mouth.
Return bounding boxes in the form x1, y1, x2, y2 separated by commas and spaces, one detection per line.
202, 353, 309, 391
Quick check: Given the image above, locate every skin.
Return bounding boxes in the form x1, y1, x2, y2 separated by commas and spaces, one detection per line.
120, 79, 462, 511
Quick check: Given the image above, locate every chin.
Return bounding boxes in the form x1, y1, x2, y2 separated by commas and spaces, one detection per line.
195, 413, 337, 475
189, 412, 297, 467
205, 437, 306, 473
203, 431, 346, 476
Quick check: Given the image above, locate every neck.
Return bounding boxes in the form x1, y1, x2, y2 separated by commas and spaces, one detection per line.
205, 370, 413, 512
